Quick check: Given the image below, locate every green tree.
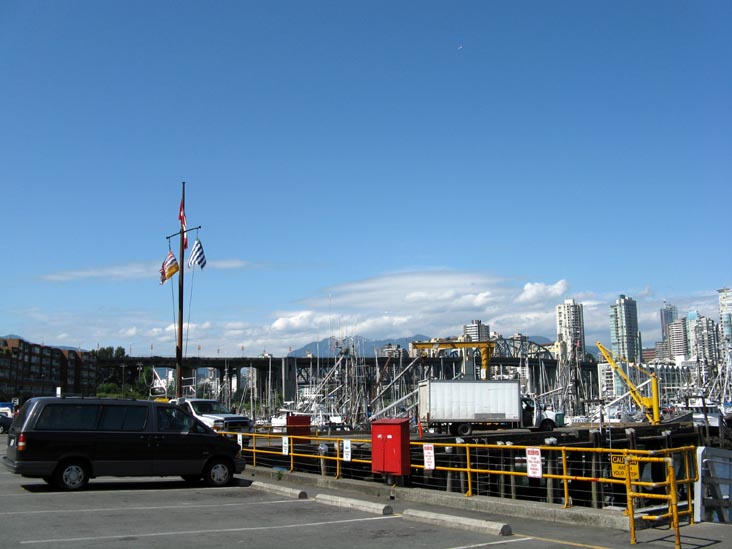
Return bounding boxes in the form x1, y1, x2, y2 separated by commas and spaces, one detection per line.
96, 346, 114, 359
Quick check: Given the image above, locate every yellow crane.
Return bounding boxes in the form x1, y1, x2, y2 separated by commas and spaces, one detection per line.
595, 341, 661, 425
412, 339, 495, 379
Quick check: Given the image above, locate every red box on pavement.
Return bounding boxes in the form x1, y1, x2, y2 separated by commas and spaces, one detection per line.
371, 418, 411, 476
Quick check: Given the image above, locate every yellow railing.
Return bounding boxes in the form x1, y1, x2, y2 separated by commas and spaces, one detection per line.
409, 441, 697, 506
624, 454, 695, 548
243, 431, 371, 478
230, 430, 698, 540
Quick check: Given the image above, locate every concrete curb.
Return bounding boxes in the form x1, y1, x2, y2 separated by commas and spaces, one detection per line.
245, 468, 630, 530
314, 493, 393, 515
402, 509, 512, 536
250, 480, 308, 499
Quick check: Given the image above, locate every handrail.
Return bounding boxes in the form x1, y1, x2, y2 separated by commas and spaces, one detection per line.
231, 428, 698, 540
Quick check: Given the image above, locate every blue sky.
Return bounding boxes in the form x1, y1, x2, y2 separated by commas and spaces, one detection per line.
2, 1, 730, 357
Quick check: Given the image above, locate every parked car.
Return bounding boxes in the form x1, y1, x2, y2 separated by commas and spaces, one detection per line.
2, 396, 245, 490
0, 414, 11, 434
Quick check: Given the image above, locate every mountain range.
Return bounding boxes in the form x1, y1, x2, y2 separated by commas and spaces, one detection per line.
287, 335, 430, 358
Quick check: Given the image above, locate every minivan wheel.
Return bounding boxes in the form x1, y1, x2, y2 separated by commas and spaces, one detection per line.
0, 425, 6, 434
204, 459, 233, 487
54, 461, 89, 491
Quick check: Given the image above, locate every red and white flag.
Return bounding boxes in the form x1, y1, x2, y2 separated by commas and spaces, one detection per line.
178, 199, 188, 249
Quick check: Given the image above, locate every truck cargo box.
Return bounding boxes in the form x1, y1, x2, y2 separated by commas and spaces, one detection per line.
418, 379, 522, 424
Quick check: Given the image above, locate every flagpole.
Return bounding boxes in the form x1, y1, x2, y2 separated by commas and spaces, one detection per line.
176, 181, 185, 398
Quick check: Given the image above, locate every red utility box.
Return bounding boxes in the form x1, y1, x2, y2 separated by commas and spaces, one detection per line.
286, 414, 311, 437
371, 418, 411, 476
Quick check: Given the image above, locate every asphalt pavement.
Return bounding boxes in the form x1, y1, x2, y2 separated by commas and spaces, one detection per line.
244, 463, 731, 549
1, 434, 729, 548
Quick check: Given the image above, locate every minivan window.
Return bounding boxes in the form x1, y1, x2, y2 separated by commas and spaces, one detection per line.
157, 407, 193, 432
36, 404, 100, 431
98, 405, 148, 431
11, 401, 32, 430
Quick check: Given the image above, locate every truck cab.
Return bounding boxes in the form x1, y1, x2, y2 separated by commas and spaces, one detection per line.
170, 398, 252, 437
522, 396, 563, 431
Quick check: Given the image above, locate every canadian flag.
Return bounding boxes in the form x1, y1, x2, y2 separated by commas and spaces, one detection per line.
178, 199, 188, 249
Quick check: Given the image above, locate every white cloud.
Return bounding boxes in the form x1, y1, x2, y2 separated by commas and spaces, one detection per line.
515, 280, 568, 304
17, 267, 725, 359
41, 258, 253, 282
42, 262, 158, 282
272, 311, 316, 331
208, 259, 253, 270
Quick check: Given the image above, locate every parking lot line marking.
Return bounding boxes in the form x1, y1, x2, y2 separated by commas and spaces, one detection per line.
19, 515, 400, 544
1, 498, 310, 516
512, 534, 614, 549
0, 485, 248, 496
448, 538, 534, 548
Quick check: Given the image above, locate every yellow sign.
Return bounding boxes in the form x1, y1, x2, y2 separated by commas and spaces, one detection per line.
610, 454, 640, 479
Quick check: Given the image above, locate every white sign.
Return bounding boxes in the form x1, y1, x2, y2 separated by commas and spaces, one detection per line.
282, 436, 289, 456
343, 439, 352, 462
423, 444, 435, 470
526, 447, 543, 478
237, 434, 243, 447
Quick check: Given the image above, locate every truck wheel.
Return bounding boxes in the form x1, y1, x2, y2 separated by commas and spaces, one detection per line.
539, 420, 554, 432
456, 423, 473, 436
203, 458, 234, 487
53, 460, 90, 491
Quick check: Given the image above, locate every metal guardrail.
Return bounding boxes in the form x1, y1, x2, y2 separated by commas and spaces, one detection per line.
623, 454, 692, 548
227, 430, 698, 541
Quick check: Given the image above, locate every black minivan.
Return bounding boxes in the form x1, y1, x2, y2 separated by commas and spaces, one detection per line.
2, 397, 246, 490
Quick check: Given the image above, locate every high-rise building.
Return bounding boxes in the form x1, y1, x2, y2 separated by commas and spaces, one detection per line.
660, 301, 678, 341
668, 318, 688, 360
463, 319, 490, 342
610, 294, 640, 362
687, 312, 719, 365
654, 340, 670, 361
718, 287, 732, 343
556, 299, 585, 361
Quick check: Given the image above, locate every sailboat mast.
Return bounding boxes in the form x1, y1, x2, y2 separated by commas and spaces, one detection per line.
176, 181, 186, 398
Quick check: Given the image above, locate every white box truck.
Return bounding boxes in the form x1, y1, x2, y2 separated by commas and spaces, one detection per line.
418, 379, 562, 436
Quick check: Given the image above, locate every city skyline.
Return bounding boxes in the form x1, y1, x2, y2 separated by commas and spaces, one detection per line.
4, 291, 727, 360
2, 3, 730, 357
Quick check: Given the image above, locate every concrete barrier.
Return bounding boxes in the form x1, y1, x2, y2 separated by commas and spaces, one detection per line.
246, 467, 630, 530
402, 509, 512, 536
250, 480, 308, 499
315, 493, 393, 515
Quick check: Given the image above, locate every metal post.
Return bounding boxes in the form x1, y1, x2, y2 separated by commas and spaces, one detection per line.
626, 456, 637, 545
545, 437, 557, 504
590, 429, 600, 509
509, 443, 517, 499
667, 458, 681, 549
175, 181, 185, 399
